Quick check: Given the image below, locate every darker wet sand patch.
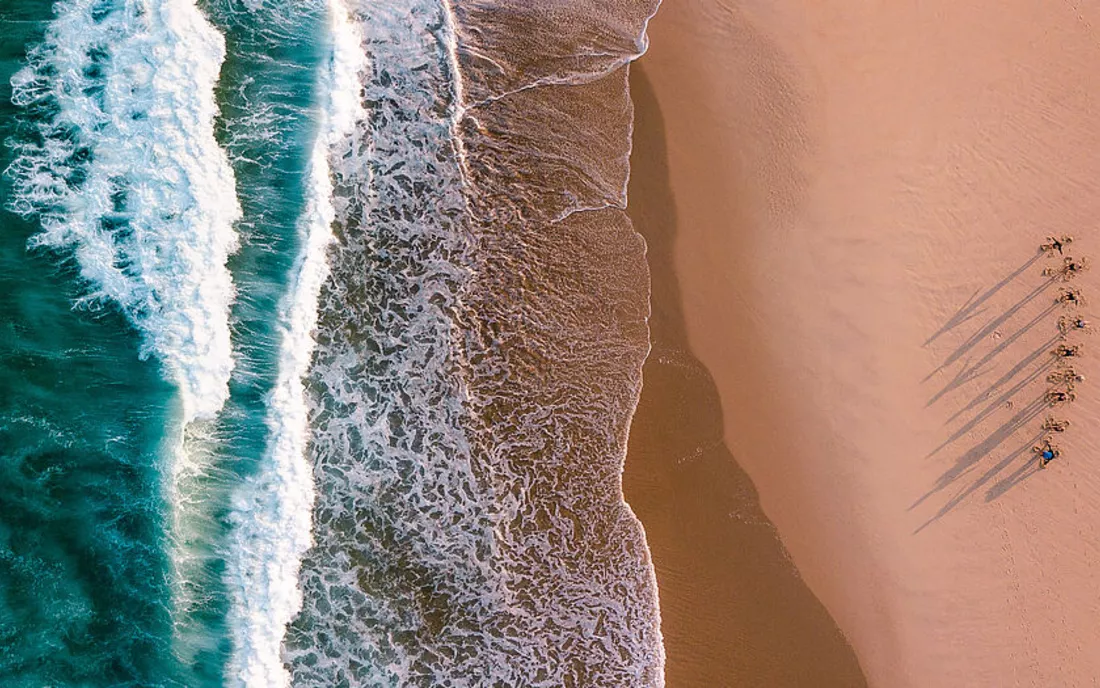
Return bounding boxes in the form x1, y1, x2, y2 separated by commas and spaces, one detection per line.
621, 64, 867, 688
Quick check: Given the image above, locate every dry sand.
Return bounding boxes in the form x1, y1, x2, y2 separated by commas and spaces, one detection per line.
625, 1, 1100, 686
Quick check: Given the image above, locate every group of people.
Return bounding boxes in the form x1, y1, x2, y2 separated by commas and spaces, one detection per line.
1036, 235, 1089, 467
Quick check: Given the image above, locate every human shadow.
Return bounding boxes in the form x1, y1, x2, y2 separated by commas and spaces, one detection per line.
923, 252, 1043, 346
924, 356, 993, 408
924, 276, 1055, 383
916, 239, 1068, 524
947, 334, 1060, 423
926, 304, 1058, 407
915, 428, 1045, 534
925, 348, 1055, 459
912, 395, 1048, 527
621, 64, 868, 688
985, 452, 1045, 500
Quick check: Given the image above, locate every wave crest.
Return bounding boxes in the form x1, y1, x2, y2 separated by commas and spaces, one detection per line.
7, 0, 241, 422
223, 0, 368, 685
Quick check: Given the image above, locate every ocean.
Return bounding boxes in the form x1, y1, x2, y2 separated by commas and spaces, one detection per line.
0, 0, 663, 685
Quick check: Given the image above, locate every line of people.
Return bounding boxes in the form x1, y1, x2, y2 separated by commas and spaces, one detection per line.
1036, 235, 1089, 468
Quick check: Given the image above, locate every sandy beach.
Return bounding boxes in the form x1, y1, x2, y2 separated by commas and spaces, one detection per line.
626, 0, 1100, 686
622, 62, 867, 686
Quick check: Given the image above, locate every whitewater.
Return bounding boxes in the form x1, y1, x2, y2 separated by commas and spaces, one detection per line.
4, 0, 665, 685
222, 0, 366, 684
9, 0, 240, 423
6, 0, 245, 675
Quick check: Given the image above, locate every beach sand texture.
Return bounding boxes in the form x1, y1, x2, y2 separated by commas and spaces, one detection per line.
626, 0, 1100, 686
623, 63, 868, 687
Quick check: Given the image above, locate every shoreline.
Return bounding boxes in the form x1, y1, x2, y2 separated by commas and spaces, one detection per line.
622, 57, 867, 688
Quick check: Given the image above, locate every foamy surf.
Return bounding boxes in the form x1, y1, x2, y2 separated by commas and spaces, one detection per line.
8, 0, 240, 424
223, 1, 366, 685
6, 0, 242, 675
5, 0, 665, 684
285, 0, 663, 685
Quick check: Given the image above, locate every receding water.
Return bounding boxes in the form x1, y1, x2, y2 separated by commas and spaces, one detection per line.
0, 0, 665, 686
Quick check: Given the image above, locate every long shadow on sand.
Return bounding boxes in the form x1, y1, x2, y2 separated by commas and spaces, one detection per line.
913, 395, 1048, 532
926, 339, 1058, 459
621, 65, 868, 688
947, 333, 1060, 423
925, 301, 1058, 407
923, 252, 1043, 347
917, 259, 1063, 530
924, 276, 1055, 387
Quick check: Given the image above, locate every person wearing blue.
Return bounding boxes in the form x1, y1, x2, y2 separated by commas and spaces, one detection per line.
1034, 439, 1061, 468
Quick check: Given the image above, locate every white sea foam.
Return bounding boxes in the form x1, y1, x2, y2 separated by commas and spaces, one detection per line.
6, 0, 250, 673
222, 1, 366, 686
8, 0, 241, 425
281, 0, 662, 685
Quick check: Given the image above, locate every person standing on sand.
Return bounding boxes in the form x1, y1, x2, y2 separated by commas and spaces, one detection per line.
1058, 315, 1090, 335
1045, 389, 1076, 405
1033, 439, 1061, 468
1045, 256, 1089, 280
1057, 287, 1084, 306
1053, 343, 1082, 359
1063, 256, 1088, 276
1041, 417, 1070, 433
1047, 368, 1084, 387
1041, 235, 1074, 255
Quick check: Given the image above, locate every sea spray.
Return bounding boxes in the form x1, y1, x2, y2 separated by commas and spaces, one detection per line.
222, 1, 366, 684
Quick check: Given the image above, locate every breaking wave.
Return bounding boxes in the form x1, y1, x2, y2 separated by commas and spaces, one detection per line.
8, 0, 240, 424
6, 0, 666, 684
223, 0, 367, 684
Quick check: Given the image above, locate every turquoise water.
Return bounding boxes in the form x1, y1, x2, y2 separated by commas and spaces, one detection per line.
0, 0, 666, 685
177, 0, 327, 680
0, 0, 324, 684
0, 2, 182, 684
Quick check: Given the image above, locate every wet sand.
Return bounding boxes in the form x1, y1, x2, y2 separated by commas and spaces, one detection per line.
623, 64, 867, 686
626, 0, 1100, 686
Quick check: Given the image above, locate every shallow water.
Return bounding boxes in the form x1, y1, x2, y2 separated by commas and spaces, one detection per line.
1, 0, 664, 685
